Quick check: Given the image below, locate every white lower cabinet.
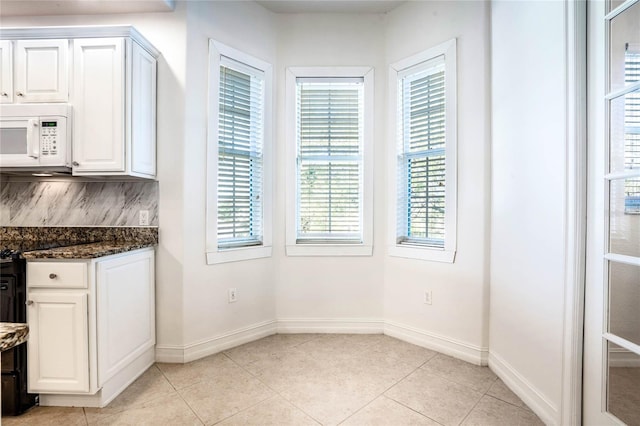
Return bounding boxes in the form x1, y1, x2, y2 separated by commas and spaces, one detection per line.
27, 292, 89, 393
26, 248, 155, 407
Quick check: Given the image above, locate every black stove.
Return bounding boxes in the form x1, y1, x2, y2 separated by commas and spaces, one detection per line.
1, 247, 37, 415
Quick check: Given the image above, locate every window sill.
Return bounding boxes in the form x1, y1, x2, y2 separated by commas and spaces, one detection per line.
286, 244, 373, 257
388, 245, 456, 263
207, 245, 272, 264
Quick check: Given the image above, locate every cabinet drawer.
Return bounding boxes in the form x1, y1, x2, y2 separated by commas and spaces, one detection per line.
27, 262, 87, 289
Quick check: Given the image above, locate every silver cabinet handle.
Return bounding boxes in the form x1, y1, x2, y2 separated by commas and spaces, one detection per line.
72, 161, 79, 167
26, 300, 33, 306
1, 93, 7, 97
16, 92, 23, 97
49, 273, 57, 279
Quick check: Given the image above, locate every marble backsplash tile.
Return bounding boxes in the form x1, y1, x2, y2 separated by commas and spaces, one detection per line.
0, 181, 158, 227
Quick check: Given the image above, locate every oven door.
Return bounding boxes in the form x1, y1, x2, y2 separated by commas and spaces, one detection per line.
0, 118, 40, 167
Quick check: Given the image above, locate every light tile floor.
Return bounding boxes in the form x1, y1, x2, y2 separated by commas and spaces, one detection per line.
2, 334, 544, 426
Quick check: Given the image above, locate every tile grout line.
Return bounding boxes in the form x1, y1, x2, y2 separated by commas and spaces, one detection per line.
209, 394, 277, 426
380, 354, 447, 426
155, 363, 207, 425
82, 365, 181, 425
338, 352, 439, 425
484, 380, 539, 412
224, 333, 377, 425
220, 350, 323, 425
456, 376, 499, 425
419, 355, 498, 395
82, 407, 90, 426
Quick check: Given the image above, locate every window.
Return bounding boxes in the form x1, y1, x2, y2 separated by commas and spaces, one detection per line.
388, 39, 457, 262
623, 45, 640, 214
206, 41, 272, 264
285, 67, 373, 256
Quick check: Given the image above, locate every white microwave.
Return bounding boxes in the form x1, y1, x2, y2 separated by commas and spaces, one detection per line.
0, 104, 72, 173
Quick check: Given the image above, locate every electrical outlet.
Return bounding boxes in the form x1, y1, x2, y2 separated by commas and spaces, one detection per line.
228, 288, 237, 303
139, 210, 150, 226
424, 290, 432, 305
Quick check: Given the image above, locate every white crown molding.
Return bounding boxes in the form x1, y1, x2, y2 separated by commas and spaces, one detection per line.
0, 26, 160, 58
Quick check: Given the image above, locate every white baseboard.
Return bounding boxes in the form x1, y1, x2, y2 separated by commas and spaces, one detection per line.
156, 320, 277, 363
609, 348, 640, 368
276, 317, 384, 334
156, 318, 489, 368
155, 344, 187, 363
384, 320, 488, 366
488, 351, 558, 425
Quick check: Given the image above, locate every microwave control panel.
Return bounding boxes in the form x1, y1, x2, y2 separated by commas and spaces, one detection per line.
40, 121, 59, 156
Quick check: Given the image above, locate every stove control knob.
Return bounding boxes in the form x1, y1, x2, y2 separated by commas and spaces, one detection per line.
49, 273, 57, 279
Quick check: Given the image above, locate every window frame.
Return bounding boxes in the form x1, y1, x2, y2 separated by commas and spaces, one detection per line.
285, 66, 374, 256
388, 39, 457, 263
206, 40, 273, 264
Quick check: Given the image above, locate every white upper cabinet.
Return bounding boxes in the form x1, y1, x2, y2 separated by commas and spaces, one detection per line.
72, 36, 157, 179
0, 41, 14, 103
0, 26, 159, 180
72, 38, 125, 174
15, 39, 69, 103
130, 42, 157, 177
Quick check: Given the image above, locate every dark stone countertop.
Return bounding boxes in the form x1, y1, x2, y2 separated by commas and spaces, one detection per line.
23, 241, 156, 259
1, 226, 158, 260
0, 323, 28, 352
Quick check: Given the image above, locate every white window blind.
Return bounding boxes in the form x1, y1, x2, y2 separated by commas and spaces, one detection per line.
296, 78, 364, 242
397, 56, 446, 247
217, 56, 265, 248
624, 47, 640, 213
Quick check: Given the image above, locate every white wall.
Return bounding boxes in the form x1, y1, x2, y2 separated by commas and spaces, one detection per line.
2, 2, 589, 422
1, 1, 494, 363
180, 1, 278, 354
383, 1, 491, 362
0, 6, 189, 350
489, 1, 568, 424
273, 13, 386, 325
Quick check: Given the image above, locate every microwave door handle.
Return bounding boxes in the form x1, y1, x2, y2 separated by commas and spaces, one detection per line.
26, 119, 39, 159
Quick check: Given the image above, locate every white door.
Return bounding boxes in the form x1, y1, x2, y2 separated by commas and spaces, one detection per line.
72, 38, 125, 173
584, 0, 640, 424
0, 40, 13, 103
15, 39, 68, 103
27, 292, 90, 393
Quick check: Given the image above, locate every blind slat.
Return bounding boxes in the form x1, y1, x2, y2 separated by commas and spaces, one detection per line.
296, 80, 364, 240
217, 62, 265, 246
397, 65, 447, 246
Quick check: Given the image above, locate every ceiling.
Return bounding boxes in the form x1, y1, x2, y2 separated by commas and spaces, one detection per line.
0, 0, 406, 18
256, 0, 406, 14
0, 0, 175, 17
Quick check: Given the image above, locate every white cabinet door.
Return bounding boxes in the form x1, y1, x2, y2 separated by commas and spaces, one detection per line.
96, 249, 155, 386
15, 39, 68, 103
0, 41, 13, 103
27, 292, 89, 393
72, 38, 125, 173
130, 42, 157, 177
